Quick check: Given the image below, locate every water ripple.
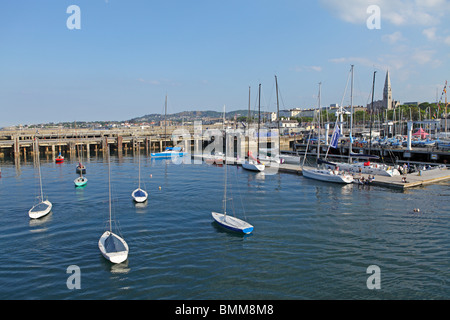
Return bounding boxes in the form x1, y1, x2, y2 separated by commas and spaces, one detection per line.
0, 157, 449, 299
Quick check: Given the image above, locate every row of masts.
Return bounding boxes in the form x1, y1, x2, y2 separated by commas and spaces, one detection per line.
245, 75, 281, 160
314, 67, 448, 150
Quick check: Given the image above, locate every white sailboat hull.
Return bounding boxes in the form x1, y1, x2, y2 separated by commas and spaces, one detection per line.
211, 212, 254, 234
132, 188, 148, 203
242, 161, 265, 172
98, 231, 129, 264
150, 151, 188, 158
74, 177, 88, 187
302, 168, 354, 184
333, 162, 400, 177
29, 200, 52, 219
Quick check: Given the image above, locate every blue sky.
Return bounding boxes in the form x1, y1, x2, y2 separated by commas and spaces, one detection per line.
1, 0, 449, 127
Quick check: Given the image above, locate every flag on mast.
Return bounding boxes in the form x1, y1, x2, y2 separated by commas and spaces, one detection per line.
330, 125, 340, 149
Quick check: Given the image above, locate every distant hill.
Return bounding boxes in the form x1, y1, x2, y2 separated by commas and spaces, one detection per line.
129, 109, 261, 123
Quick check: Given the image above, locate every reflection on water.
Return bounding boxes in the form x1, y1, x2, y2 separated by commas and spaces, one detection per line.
0, 155, 449, 299
29, 212, 53, 230
109, 260, 131, 274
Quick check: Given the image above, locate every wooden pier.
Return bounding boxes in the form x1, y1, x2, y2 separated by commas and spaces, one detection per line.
0, 127, 294, 160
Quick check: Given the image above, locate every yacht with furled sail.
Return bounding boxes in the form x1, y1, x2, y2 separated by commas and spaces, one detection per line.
212, 131, 254, 234
243, 84, 265, 172
132, 142, 148, 202
150, 95, 188, 159
29, 138, 53, 219
321, 66, 400, 177
99, 146, 129, 264
301, 82, 353, 184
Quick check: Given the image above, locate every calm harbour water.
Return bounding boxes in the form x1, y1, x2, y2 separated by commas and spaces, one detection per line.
0, 153, 449, 300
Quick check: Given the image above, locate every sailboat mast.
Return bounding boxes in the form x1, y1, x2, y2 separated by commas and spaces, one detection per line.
164, 95, 167, 150
247, 86, 251, 159
258, 83, 261, 159
349, 65, 354, 163
223, 123, 227, 216
369, 71, 376, 152
138, 142, 141, 189
35, 138, 44, 201
275, 75, 280, 157
317, 82, 322, 162
445, 81, 448, 136
108, 146, 112, 232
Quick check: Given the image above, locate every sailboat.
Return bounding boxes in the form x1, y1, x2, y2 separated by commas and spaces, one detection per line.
74, 173, 88, 187
151, 95, 188, 159
301, 83, 354, 184
132, 142, 148, 203
74, 142, 88, 187
212, 121, 254, 234
55, 152, 64, 164
76, 163, 86, 174
325, 67, 400, 177
258, 76, 285, 165
98, 147, 129, 264
29, 138, 53, 219
243, 84, 265, 172
75, 130, 86, 174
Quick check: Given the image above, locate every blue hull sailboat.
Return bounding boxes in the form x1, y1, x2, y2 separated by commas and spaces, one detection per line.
151, 94, 188, 159
212, 120, 254, 235
132, 142, 148, 202
99, 146, 129, 264
212, 212, 254, 234
150, 146, 188, 158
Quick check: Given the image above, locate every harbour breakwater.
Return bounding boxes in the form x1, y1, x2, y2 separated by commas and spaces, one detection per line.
1, 126, 450, 166
0, 125, 293, 161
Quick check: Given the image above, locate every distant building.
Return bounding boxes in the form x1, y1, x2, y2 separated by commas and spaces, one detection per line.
280, 120, 299, 128
404, 102, 419, 106
279, 109, 302, 118
298, 108, 318, 118
159, 120, 173, 127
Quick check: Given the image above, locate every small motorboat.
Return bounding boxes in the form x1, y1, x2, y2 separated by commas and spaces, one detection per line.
29, 199, 52, 219
76, 163, 86, 174
55, 153, 64, 164
74, 176, 88, 187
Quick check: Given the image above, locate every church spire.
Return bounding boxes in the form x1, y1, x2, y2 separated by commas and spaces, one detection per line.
383, 69, 392, 110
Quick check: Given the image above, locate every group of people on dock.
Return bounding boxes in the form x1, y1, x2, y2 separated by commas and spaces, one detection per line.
357, 175, 374, 185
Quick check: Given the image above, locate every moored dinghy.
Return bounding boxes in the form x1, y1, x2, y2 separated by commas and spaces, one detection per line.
212, 130, 254, 235
29, 138, 52, 219
242, 84, 265, 173
132, 188, 148, 203
76, 163, 86, 174
212, 212, 254, 234
242, 160, 265, 172
55, 153, 64, 164
132, 142, 148, 203
29, 200, 53, 219
98, 230, 129, 264
99, 146, 129, 264
74, 175, 88, 187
